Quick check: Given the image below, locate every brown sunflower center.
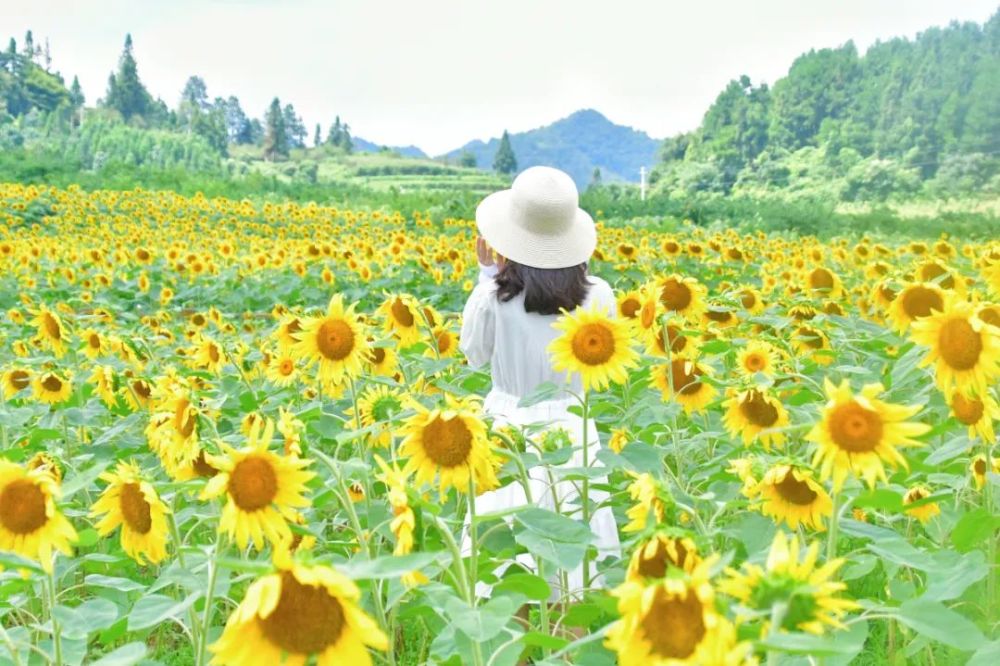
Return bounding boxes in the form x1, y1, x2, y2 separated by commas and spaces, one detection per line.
952, 393, 984, 425
192, 451, 218, 478
174, 400, 196, 438
207, 344, 220, 363
775, 470, 818, 505
637, 539, 690, 579
42, 375, 64, 392
938, 318, 982, 371
258, 572, 345, 655
436, 331, 452, 354
42, 312, 62, 340
228, 456, 278, 510
744, 353, 765, 372
88, 333, 101, 349
421, 416, 473, 468
133, 380, 152, 399
669, 360, 703, 396
10, 370, 30, 390
620, 297, 641, 319
316, 319, 355, 361
641, 588, 706, 659
901, 286, 943, 320
640, 301, 656, 329
279, 359, 294, 375
0, 479, 47, 534
974, 458, 987, 475
979, 308, 1000, 328
391, 298, 415, 327
657, 325, 687, 355
120, 482, 153, 534
570, 323, 616, 366
809, 268, 835, 291
705, 309, 733, 323
829, 401, 883, 453
739, 391, 779, 427
740, 291, 757, 309
920, 263, 954, 289
660, 278, 692, 312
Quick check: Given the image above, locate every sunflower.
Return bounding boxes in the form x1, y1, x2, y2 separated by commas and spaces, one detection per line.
399, 394, 497, 496
644, 318, 699, 359
32, 370, 73, 405
903, 485, 940, 523
722, 388, 789, 449
609, 427, 630, 454
807, 379, 930, 491
949, 390, 999, 442
90, 460, 170, 565
88, 365, 118, 408
209, 545, 388, 666
623, 472, 666, 533
31, 305, 68, 357
735, 340, 779, 377
27, 452, 63, 483
736, 286, 765, 314
145, 387, 202, 474
626, 532, 701, 582
652, 358, 717, 414
265, 353, 299, 387
193, 336, 227, 374
426, 324, 458, 359
655, 274, 707, 320
720, 531, 858, 636
366, 343, 399, 377
377, 293, 423, 347
274, 315, 304, 351
549, 303, 639, 393
804, 266, 843, 299
910, 300, 1000, 398
2, 367, 32, 400
970, 454, 1000, 490
0, 461, 77, 572
756, 464, 832, 531
617, 289, 643, 322
201, 419, 315, 550
605, 559, 750, 665
792, 325, 833, 365
887, 282, 947, 333
80, 328, 105, 359
277, 407, 305, 456
292, 294, 369, 386
345, 384, 404, 447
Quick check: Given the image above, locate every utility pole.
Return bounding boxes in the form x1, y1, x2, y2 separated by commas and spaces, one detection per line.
640, 166, 647, 201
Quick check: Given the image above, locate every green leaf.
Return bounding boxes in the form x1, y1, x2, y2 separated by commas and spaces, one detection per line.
494, 573, 551, 601
522, 631, 570, 650
952, 508, 1000, 552
91, 642, 148, 666
51, 598, 119, 638
968, 639, 1000, 666
759, 627, 866, 656
75, 527, 100, 548
514, 530, 587, 571
337, 551, 442, 579
891, 599, 986, 651
922, 551, 988, 601
60, 461, 110, 499
853, 489, 903, 512
446, 595, 516, 641
517, 382, 568, 408
127, 592, 201, 631
514, 507, 593, 543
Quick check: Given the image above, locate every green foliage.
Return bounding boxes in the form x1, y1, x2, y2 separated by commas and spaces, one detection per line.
657, 10, 1000, 199
102, 34, 153, 122
262, 97, 288, 161
492, 129, 517, 175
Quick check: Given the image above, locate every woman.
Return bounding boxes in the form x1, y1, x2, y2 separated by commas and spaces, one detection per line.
459, 165, 621, 600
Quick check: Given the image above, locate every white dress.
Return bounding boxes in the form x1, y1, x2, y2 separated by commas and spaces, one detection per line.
458, 265, 622, 600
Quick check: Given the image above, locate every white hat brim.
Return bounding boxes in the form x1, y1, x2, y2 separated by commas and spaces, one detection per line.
475, 189, 597, 269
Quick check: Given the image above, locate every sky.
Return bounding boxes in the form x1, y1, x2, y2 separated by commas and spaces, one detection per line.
2, 0, 997, 155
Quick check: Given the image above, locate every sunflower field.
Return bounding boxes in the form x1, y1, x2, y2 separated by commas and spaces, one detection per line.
1, 181, 999, 666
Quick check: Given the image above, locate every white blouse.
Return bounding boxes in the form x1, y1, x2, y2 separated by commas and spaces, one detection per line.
459, 266, 617, 399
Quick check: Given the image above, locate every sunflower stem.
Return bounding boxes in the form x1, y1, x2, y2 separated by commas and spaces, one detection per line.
195, 543, 220, 666
580, 392, 592, 591
766, 600, 788, 666
432, 515, 483, 666
168, 499, 202, 653
984, 445, 997, 624
45, 567, 62, 666
0, 619, 23, 666
467, 477, 479, 609
826, 490, 841, 561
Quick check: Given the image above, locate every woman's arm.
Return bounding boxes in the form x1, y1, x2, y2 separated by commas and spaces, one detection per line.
459, 282, 496, 369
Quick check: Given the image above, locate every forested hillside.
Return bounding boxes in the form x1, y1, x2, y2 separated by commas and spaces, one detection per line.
654, 11, 1000, 201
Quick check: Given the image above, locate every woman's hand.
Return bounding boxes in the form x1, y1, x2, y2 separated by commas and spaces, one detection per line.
476, 236, 495, 267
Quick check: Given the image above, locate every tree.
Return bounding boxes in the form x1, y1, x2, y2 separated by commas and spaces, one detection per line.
326, 115, 353, 152
493, 130, 517, 175
263, 97, 289, 160
313, 122, 322, 147
282, 103, 306, 148
458, 150, 477, 168
103, 34, 152, 121
221, 96, 253, 144
178, 75, 209, 130
589, 167, 603, 190
69, 75, 84, 108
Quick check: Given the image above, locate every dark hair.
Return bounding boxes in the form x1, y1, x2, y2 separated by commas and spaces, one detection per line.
495, 260, 591, 315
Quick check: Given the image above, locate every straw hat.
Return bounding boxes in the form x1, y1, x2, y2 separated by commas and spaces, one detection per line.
475, 166, 596, 269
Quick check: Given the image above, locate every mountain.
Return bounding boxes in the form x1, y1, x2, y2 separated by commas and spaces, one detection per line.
439, 109, 660, 189
352, 136, 427, 159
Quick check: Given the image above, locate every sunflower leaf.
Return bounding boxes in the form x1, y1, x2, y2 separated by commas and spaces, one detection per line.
891, 599, 986, 651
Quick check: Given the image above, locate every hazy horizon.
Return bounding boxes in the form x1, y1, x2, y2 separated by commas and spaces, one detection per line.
1, 0, 997, 155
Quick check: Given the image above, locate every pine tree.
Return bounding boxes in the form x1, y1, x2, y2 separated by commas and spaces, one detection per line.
69, 76, 84, 107
104, 34, 152, 121
493, 130, 517, 175
263, 97, 289, 160
327, 115, 342, 146
22, 31, 33, 61
314, 123, 322, 147
282, 103, 306, 148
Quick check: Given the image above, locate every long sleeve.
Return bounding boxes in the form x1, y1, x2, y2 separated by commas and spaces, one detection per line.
459, 282, 496, 369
